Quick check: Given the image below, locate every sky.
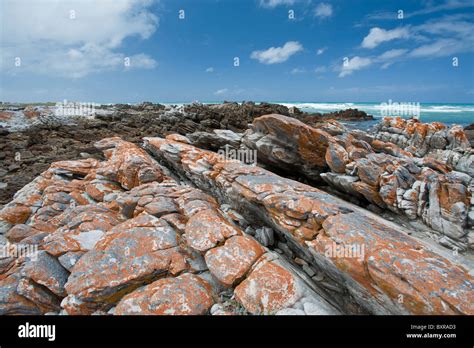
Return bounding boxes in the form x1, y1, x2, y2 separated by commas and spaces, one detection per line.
0, 0, 473, 103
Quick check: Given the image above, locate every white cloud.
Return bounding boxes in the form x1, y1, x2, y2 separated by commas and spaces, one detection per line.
366, 0, 474, 20
251, 41, 303, 64
339, 56, 372, 77
337, 49, 406, 77
206, 67, 214, 73
317, 47, 327, 55
259, 0, 295, 8
0, 0, 158, 78
377, 49, 407, 60
411, 16, 474, 58
214, 88, 229, 96
417, 15, 474, 37
361, 27, 410, 49
409, 38, 466, 57
339, 14, 474, 76
290, 68, 306, 74
213, 87, 247, 97
375, 49, 407, 69
314, 3, 333, 19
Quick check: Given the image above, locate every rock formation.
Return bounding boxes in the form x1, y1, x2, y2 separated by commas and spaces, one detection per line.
193, 114, 473, 251
0, 138, 339, 315
0, 105, 472, 316
144, 135, 474, 315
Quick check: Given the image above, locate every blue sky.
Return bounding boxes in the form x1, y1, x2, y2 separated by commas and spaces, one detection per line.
0, 0, 473, 103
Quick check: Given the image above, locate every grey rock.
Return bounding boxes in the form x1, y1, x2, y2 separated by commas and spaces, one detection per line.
58, 251, 85, 272
312, 272, 325, 282
244, 226, 256, 236
302, 264, 316, 277
255, 226, 274, 246
303, 302, 332, 315
0, 220, 12, 235
21, 251, 69, 297
277, 242, 293, 258
275, 308, 306, 315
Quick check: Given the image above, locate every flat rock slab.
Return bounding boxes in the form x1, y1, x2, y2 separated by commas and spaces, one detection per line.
185, 209, 241, 252
205, 235, 265, 287
115, 273, 214, 315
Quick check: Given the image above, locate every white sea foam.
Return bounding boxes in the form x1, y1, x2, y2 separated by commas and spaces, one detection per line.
280, 102, 474, 114
280, 102, 355, 111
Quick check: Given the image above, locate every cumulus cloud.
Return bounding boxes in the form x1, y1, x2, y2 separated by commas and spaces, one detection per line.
259, 0, 295, 8
314, 3, 333, 19
0, 0, 158, 78
361, 27, 410, 49
339, 56, 372, 77
206, 67, 215, 73
251, 41, 303, 64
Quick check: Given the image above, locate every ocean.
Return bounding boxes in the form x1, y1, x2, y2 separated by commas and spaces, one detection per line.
277, 102, 474, 127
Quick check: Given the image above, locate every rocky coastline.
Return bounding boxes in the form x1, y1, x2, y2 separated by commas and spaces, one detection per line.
0, 102, 473, 315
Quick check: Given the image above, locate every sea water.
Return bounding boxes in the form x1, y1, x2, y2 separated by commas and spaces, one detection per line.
278, 102, 474, 126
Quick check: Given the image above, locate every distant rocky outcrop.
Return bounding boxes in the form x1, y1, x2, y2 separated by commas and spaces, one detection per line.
318, 108, 374, 121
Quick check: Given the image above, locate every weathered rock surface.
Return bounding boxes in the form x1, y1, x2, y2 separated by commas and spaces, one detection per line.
374, 117, 473, 177
0, 102, 371, 206
144, 135, 474, 315
241, 114, 331, 180
465, 124, 474, 147
0, 106, 472, 316
115, 273, 214, 315
205, 235, 265, 287
234, 115, 473, 250
0, 137, 337, 315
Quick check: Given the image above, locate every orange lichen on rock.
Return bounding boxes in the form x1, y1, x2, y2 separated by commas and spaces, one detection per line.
205, 235, 265, 287
147, 136, 474, 315
234, 258, 299, 314
184, 209, 241, 252
115, 273, 214, 315
0, 205, 32, 224
94, 137, 165, 189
